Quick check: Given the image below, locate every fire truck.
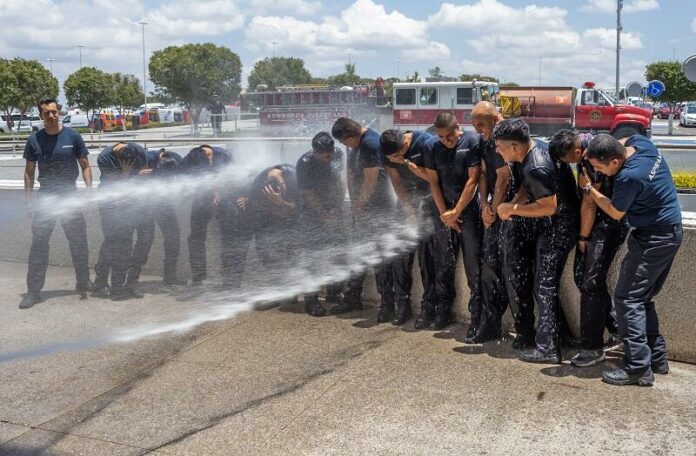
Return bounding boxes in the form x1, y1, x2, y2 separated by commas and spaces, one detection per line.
391, 80, 499, 130
498, 82, 653, 138
244, 80, 389, 135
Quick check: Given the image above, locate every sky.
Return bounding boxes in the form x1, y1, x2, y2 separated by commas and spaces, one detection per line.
0, 0, 694, 95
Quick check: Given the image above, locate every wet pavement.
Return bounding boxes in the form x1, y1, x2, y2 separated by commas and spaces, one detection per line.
0, 260, 695, 455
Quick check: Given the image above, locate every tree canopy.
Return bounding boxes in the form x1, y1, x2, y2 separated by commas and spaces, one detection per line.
0, 58, 58, 129
149, 43, 242, 124
111, 73, 144, 114
459, 74, 500, 83
247, 57, 312, 91
645, 61, 696, 106
63, 67, 113, 120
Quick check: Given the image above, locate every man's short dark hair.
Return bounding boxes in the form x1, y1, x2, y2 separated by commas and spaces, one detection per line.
37, 98, 60, 114
548, 129, 579, 160
311, 131, 335, 152
434, 112, 458, 130
119, 146, 145, 171
184, 146, 212, 168
155, 151, 179, 175
586, 134, 626, 163
379, 129, 405, 156
331, 117, 362, 140
492, 118, 530, 143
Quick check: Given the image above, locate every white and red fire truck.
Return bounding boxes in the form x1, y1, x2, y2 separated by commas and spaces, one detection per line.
391, 80, 499, 130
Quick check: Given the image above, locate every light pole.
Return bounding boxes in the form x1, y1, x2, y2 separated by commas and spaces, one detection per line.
47, 58, 55, 75
615, 0, 623, 103
538, 58, 542, 86
396, 59, 400, 80
76, 45, 85, 68
138, 21, 148, 112
271, 40, 277, 58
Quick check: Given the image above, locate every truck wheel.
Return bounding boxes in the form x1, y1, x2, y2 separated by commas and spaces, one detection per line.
611, 126, 640, 140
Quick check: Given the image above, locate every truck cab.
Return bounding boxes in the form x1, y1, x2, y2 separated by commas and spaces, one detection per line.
574, 82, 652, 138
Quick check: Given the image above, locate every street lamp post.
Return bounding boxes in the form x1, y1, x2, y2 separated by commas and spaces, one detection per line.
47, 58, 55, 75
396, 59, 400, 80
138, 21, 148, 113
615, 0, 623, 103
76, 45, 85, 68
271, 40, 277, 58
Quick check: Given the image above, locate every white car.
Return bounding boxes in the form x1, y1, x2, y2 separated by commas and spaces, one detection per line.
0, 114, 43, 133
680, 104, 696, 127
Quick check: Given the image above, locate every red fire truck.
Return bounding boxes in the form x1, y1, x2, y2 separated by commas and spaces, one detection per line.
244, 80, 389, 135
499, 82, 653, 138
391, 80, 499, 130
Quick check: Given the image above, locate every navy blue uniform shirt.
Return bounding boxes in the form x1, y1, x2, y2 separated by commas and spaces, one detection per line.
478, 136, 521, 203
346, 128, 391, 211
612, 135, 681, 228
386, 130, 436, 199
297, 149, 344, 211
520, 139, 557, 204
97, 142, 147, 186
423, 131, 481, 212
23, 127, 88, 192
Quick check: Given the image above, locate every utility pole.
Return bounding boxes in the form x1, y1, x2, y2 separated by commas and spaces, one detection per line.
615, 0, 623, 103
538, 58, 542, 86
47, 58, 55, 75
76, 45, 85, 68
271, 41, 277, 58
138, 21, 148, 112
396, 59, 400, 80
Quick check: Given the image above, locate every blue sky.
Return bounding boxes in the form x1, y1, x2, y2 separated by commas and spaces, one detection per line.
0, 0, 694, 93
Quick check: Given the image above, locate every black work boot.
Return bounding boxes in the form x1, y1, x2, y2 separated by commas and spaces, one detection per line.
465, 324, 502, 344
519, 348, 561, 364
602, 367, 654, 386
377, 302, 394, 323
304, 299, 327, 317
414, 305, 434, 330
19, 291, 43, 309
429, 313, 451, 331
76, 280, 93, 300
512, 333, 536, 350
330, 293, 363, 315
391, 300, 412, 326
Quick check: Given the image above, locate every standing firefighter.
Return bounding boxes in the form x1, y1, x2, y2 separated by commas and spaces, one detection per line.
585, 134, 682, 386
331, 117, 395, 316
468, 101, 520, 343
549, 130, 628, 367
21, 98, 92, 308
296, 132, 347, 317
495, 118, 578, 364
379, 128, 438, 327
423, 112, 483, 332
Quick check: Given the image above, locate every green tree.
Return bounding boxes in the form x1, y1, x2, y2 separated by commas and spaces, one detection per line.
428, 66, 444, 78
64, 67, 113, 123
405, 71, 421, 83
501, 81, 520, 87
459, 73, 500, 83
149, 43, 241, 129
247, 57, 312, 91
110, 73, 144, 115
0, 58, 58, 130
645, 61, 696, 108
327, 63, 362, 87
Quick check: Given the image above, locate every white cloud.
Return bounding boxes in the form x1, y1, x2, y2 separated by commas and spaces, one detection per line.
428, 0, 568, 33
692, 17, 696, 33
580, 0, 660, 13
247, 0, 321, 16
583, 28, 643, 50
146, 1, 245, 39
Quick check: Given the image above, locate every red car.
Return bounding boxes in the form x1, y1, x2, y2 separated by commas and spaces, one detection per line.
658, 104, 682, 119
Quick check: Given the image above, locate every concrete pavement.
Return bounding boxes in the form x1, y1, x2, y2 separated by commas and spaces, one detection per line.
1, 260, 695, 455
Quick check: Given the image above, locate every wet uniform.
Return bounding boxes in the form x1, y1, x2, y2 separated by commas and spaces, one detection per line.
95, 142, 152, 293
478, 136, 521, 336
423, 132, 483, 323
573, 135, 629, 350
344, 128, 395, 307
611, 135, 682, 375
297, 149, 346, 303
145, 150, 183, 283
185, 147, 235, 283
24, 127, 91, 294
386, 131, 438, 317
507, 139, 578, 355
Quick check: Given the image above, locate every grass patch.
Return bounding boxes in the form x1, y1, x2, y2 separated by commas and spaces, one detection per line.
673, 172, 696, 189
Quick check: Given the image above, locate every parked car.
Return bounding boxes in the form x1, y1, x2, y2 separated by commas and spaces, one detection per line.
679, 104, 696, 127
61, 114, 90, 128
658, 103, 682, 119
0, 114, 43, 133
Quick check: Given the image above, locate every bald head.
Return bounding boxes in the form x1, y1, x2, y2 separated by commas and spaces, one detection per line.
471, 101, 501, 141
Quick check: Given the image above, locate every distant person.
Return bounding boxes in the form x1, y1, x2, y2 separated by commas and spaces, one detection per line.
331, 117, 395, 316
93, 142, 153, 301
380, 128, 438, 327
145, 148, 184, 285
208, 95, 225, 136
21, 98, 92, 309
549, 130, 628, 368
296, 132, 347, 317
585, 134, 682, 387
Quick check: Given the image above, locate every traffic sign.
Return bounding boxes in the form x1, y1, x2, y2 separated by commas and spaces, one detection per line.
684, 55, 696, 83
625, 81, 644, 97
647, 80, 665, 97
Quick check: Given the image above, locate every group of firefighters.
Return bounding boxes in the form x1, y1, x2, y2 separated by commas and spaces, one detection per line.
22, 97, 683, 387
